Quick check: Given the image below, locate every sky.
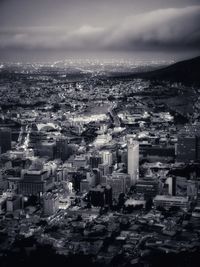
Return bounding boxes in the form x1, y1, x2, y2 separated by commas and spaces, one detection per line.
0, 0, 200, 62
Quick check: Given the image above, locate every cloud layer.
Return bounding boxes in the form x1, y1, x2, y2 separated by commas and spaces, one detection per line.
0, 5, 200, 53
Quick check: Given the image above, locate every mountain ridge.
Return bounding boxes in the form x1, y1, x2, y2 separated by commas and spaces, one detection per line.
115, 56, 200, 84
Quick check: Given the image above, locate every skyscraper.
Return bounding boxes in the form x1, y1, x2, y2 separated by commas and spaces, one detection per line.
176, 132, 196, 162
89, 155, 102, 168
127, 140, 139, 185
0, 127, 11, 154
176, 125, 200, 162
43, 192, 59, 216
166, 176, 176, 196
100, 150, 113, 166
55, 137, 70, 161
19, 169, 52, 196
106, 173, 130, 200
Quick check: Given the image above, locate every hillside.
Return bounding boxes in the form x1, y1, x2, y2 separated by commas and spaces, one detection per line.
118, 56, 200, 84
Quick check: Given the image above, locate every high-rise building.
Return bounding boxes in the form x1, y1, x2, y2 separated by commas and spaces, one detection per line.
106, 173, 130, 201
0, 127, 11, 154
177, 132, 196, 162
89, 184, 112, 207
92, 168, 101, 186
43, 192, 59, 216
6, 195, 22, 212
99, 163, 112, 177
87, 172, 96, 187
73, 155, 87, 168
89, 155, 102, 168
100, 150, 113, 166
55, 137, 70, 161
127, 140, 139, 185
89, 186, 105, 207
80, 179, 90, 193
37, 141, 55, 159
104, 185, 112, 206
176, 125, 200, 162
18, 170, 53, 196
187, 180, 198, 198
197, 181, 200, 205
136, 178, 159, 198
166, 176, 176, 196
153, 195, 189, 210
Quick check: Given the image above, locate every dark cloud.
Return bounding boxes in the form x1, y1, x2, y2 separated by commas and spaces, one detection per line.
104, 6, 200, 51
0, 3, 200, 60
0, 6, 199, 52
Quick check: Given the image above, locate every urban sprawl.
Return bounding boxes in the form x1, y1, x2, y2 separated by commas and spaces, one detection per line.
0, 62, 200, 266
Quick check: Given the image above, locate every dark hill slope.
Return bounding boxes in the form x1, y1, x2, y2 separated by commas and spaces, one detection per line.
117, 56, 200, 85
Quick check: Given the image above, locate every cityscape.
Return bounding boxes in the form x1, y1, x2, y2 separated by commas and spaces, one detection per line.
0, 1, 200, 267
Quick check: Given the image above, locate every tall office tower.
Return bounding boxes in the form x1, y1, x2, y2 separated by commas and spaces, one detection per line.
166, 176, 176, 196
87, 172, 97, 187
187, 180, 198, 198
0, 127, 11, 154
80, 179, 90, 193
100, 150, 113, 166
106, 173, 130, 201
6, 195, 22, 212
196, 135, 200, 161
89, 186, 105, 207
99, 163, 112, 177
55, 137, 70, 161
176, 131, 196, 162
197, 181, 200, 205
19, 169, 53, 196
176, 125, 200, 162
37, 141, 55, 159
103, 185, 112, 206
127, 140, 139, 185
43, 192, 59, 216
93, 168, 101, 186
89, 155, 102, 168
89, 184, 112, 207
136, 178, 159, 198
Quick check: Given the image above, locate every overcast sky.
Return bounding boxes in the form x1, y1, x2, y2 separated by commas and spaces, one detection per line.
0, 0, 200, 62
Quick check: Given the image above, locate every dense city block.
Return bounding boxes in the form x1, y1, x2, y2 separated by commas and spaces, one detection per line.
0, 61, 200, 267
